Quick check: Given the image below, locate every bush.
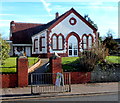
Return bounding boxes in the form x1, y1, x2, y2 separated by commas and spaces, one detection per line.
0, 35, 10, 65
103, 36, 119, 55
78, 44, 108, 72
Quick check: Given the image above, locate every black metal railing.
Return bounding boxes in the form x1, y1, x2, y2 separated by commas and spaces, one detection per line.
30, 72, 71, 94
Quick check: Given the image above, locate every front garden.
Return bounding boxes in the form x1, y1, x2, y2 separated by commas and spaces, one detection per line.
1, 55, 119, 73
62, 56, 120, 72
0, 57, 39, 73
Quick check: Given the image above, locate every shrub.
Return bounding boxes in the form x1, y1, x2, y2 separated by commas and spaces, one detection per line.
78, 44, 108, 72
0, 35, 10, 65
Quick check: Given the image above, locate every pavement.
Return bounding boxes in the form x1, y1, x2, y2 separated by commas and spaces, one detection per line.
0, 82, 119, 101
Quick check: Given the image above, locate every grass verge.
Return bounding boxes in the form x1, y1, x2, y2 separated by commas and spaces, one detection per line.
62, 56, 120, 72
105, 56, 120, 64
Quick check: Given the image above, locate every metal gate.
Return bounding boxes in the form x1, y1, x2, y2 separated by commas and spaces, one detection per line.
30, 72, 71, 94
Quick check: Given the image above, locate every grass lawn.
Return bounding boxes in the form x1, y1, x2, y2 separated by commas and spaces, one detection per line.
105, 56, 120, 64
62, 57, 79, 72
62, 57, 79, 65
62, 56, 120, 72
0, 57, 39, 73
62, 56, 120, 65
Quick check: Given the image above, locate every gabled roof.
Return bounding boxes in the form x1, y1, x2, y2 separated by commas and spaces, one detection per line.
10, 21, 44, 33
35, 8, 97, 32
47, 8, 98, 32
10, 21, 44, 44
10, 8, 98, 44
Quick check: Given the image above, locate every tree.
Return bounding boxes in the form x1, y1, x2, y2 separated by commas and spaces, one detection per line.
84, 14, 98, 29
106, 29, 114, 37
0, 34, 10, 65
103, 30, 119, 55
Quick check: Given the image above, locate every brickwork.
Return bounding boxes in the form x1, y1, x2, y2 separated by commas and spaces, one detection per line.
0, 74, 17, 88
17, 57, 28, 87
71, 72, 91, 84
50, 57, 91, 84
49, 58, 62, 84
1, 56, 28, 88
50, 58, 62, 73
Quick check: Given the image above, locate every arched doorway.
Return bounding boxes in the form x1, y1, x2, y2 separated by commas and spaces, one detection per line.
68, 35, 78, 57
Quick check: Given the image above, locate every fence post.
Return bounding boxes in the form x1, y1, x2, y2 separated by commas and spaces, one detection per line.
17, 56, 28, 87
31, 73, 33, 94
69, 73, 71, 92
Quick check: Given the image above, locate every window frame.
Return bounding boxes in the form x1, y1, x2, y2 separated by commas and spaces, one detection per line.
51, 33, 64, 50
34, 39, 38, 52
88, 35, 93, 49
82, 34, 94, 50
82, 35, 88, 50
39, 36, 45, 51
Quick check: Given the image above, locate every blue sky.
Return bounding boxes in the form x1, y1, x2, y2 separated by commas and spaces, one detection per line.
0, 0, 119, 39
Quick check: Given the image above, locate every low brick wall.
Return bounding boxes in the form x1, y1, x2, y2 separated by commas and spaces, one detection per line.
50, 58, 91, 84
1, 56, 28, 88
0, 74, 17, 88
71, 72, 91, 84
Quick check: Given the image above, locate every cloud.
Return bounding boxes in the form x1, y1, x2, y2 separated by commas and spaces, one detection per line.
40, 0, 52, 16
0, 14, 15, 16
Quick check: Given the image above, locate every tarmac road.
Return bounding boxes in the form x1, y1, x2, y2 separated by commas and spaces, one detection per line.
2, 93, 118, 102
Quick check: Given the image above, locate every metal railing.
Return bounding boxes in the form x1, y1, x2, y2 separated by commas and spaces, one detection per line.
30, 72, 71, 94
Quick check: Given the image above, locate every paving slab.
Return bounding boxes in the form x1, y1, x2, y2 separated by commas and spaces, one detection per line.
0, 82, 119, 100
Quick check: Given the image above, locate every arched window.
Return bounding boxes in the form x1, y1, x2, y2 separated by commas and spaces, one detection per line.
58, 35, 63, 49
88, 36, 93, 49
82, 36, 87, 50
52, 35, 57, 50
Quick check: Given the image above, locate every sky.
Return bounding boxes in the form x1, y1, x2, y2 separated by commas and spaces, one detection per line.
0, 0, 119, 40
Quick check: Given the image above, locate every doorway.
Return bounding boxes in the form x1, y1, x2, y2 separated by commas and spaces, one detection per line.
68, 35, 78, 57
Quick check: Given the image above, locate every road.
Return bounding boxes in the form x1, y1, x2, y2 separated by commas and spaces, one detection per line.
3, 93, 118, 102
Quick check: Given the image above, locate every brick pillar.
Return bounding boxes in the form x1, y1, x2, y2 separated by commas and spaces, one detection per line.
50, 57, 62, 84
17, 56, 28, 87
50, 57, 62, 73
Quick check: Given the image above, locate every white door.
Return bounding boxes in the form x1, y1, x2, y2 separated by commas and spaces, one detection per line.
68, 35, 78, 57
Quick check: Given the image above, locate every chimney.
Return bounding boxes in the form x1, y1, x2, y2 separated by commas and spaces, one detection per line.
55, 12, 59, 19
11, 21, 15, 27
10, 21, 15, 38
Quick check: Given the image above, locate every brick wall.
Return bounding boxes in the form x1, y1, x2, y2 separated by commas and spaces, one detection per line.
0, 74, 17, 88
1, 56, 28, 88
71, 72, 91, 84
50, 57, 91, 84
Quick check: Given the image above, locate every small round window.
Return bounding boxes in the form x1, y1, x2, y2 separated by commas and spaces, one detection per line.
69, 17, 77, 25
